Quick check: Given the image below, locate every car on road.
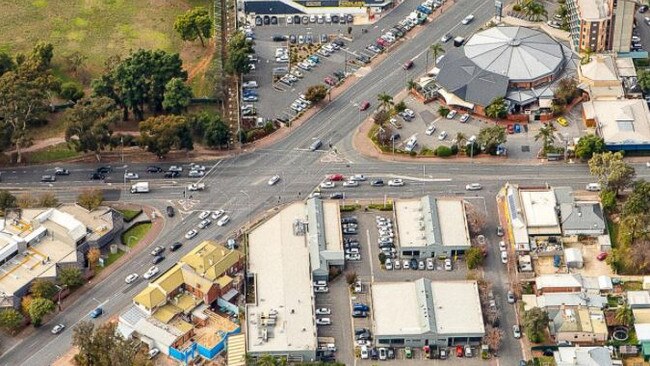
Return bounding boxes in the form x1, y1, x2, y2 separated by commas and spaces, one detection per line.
89, 307, 103, 318
465, 183, 482, 191
164, 171, 180, 178
499, 241, 507, 252
320, 181, 335, 189
143, 266, 159, 279
51, 324, 65, 334
446, 109, 458, 119
150, 246, 164, 256
199, 211, 211, 220
513, 324, 522, 338
96, 166, 112, 174
329, 192, 344, 199
268, 175, 280, 185
444, 258, 452, 271
497, 226, 504, 236
460, 113, 470, 123
170, 242, 182, 252
188, 170, 204, 178
438, 131, 447, 140
41, 175, 56, 182
402, 60, 414, 70
217, 215, 230, 226
315, 307, 331, 315
586, 183, 601, 192
211, 210, 225, 220
185, 229, 198, 239
371, 179, 384, 187
146, 166, 163, 173
198, 219, 212, 229
441, 33, 452, 43
125, 273, 139, 284
166, 206, 174, 217
343, 180, 359, 187
501, 251, 508, 264
359, 101, 370, 111
388, 178, 404, 187
507, 290, 516, 304
124, 172, 139, 180
54, 167, 70, 175
426, 124, 436, 135
461, 14, 475, 24
152, 255, 164, 264
557, 116, 569, 126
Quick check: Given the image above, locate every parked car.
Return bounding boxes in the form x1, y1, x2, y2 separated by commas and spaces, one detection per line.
501, 251, 508, 264
597, 252, 608, 261
426, 124, 436, 135
557, 116, 569, 126
513, 324, 522, 338
497, 226, 504, 236
446, 109, 458, 119
460, 113, 470, 123
315, 307, 331, 315
444, 258, 452, 271
316, 318, 331, 325
507, 290, 516, 304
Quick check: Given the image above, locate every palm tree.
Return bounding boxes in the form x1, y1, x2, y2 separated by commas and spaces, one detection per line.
428, 43, 445, 71
455, 132, 467, 149
406, 79, 417, 91
377, 93, 393, 111
615, 304, 634, 327
525, 1, 548, 21
256, 354, 277, 366
535, 123, 557, 152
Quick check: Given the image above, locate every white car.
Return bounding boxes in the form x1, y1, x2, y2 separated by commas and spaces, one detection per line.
188, 170, 204, 178
461, 14, 474, 24
125, 273, 139, 284
513, 324, 521, 339
199, 211, 211, 220
217, 215, 230, 226
315, 307, 331, 315
345, 253, 361, 261
242, 81, 258, 88
198, 219, 212, 229
460, 113, 470, 123
425, 125, 436, 135
124, 172, 139, 180
387, 179, 404, 187
385, 259, 393, 270
438, 131, 448, 140
499, 241, 507, 252
168, 165, 183, 172
350, 174, 367, 181
190, 163, 206, 171
501, 251, 508, 264
143, 266, 159, 279
343, 180, 359, 187
51, 324, 65, 334
446, 109, 458, 119
268, 175, 280, 185
320, 181, 335, 189
211, 210, 225, 220
185, 229, 198, 239
426, 257, 434, 270
444, 258, 452, 271
465, 183, 482, 191
360, 346, 369, 359
586, 183, 601, 192
314, 286, 329, 293
148, 348, 160, 359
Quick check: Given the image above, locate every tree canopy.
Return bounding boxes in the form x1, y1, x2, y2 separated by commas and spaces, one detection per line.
173, 7, 213, 47
588, 151, 635, 195
162, 77, 192, 115
575, 134, 605, 160
64, 97, 118, 161
305, 84, 327, 104
522, 307, 549, 343
139, 115, 193, 157
73, 321, 150, 366
225, 32, 254, 76
485, 97, 507, 119
477, 125, 507, 154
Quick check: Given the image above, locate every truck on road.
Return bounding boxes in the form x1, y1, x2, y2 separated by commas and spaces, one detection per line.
130, 182, 150, 194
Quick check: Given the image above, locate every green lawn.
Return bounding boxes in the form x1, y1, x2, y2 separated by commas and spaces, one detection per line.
117, 208, 142, 222
25, 142, 80, 163
121, 222, 152, 247
0, 0, 210, 79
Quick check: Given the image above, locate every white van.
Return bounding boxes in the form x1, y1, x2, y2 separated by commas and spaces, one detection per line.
405, 138, 417, 152
586, 183, 601, 192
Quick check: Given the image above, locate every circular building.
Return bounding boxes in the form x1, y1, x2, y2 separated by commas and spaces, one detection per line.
463, 26, 566, 88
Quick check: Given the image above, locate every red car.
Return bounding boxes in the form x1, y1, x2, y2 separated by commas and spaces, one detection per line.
376, 38, 387, 47
329, 174, 344, 181
359, 101, 370, 111
456, 345, 464, 357
403, 60, 414, 70
507, 124, 514, 134
597, 252, 608, 261
324, 77, 336, 86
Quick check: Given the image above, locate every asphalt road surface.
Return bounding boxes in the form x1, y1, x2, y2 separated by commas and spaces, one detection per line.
2, 0, 650, 364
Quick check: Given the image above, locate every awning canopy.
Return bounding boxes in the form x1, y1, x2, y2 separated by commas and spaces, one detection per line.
438, 88, 475, 109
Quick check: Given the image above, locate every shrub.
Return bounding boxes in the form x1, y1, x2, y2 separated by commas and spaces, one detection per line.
512, 4, 522, 11
435, 145, 453, 157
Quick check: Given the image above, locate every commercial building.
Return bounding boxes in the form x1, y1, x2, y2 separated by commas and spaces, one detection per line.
578, 54, 640, 100
583, 98, 650, 151
118, 241, 244, 362
566, 0, 635, 52
243, 0, 391, 18
395, 196, 471, 258
0, 205, 122, 309
306, 198, 344, 281
435, 26, 575, 115
372, 279, 485, 347
554, 346, 614, 365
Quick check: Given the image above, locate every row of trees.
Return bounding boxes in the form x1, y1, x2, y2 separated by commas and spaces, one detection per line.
512, 0, 548, 21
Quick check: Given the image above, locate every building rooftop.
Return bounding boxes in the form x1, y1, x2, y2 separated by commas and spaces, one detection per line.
306, 198, 344, 278
580, 55, 619, 82
431, 281, 484, 335
322, 201, 343, 252
551, 308, 607, 335
395, 199, 430, 248
436, 199, 471, 248
247, 202, 317, 354
628, 290, 650, 308
536, 273, 584, 290
58, 205, 115, 242
519, 189, 560, 230
575, 0, 610, 20
464, 26, 566, 82
554, 346, 613, 366
586, 99, 650, 147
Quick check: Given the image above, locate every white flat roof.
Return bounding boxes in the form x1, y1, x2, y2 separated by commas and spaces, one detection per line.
585, 99, 650, 146
436, 199, 471, 247
431, 281, 485, 335
395, 199, 428, 248
373, 281, 429, 336
520, 190, 560, 228
576, 0, 610, 20
322, 201, 342, 252
246, 202, 317, 354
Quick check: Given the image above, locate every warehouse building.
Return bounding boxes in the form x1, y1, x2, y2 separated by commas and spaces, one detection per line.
395, 196, 471, 259
372, 279, 485, 348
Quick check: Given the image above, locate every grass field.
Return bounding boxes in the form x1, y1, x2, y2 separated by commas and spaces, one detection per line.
24, 142, 80, 163
0, 0, 211, 82
121, 222, 152, 247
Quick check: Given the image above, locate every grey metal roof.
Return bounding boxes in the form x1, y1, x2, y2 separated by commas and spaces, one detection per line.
436, 49, 509, 107
464, 26, 565, 82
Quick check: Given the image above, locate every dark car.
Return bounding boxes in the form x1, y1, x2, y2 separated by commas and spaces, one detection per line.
341, 217, 358, 224
370, 348, 379, 360
89, 173, 105, 180
353, 303, 370, 311
352, 310, 368, 318
96, 166, 112, 174
147, 166, 163, 173
255, 16, 262, 26
402, 60, 414, 70
170, 242, 183, 252
333, 39, 345, 47
331, 15, 339, 23
272, 34, 287, 42
293, 15, 301, 24
329, 192, 344, 199
410, 258, 418, 270
289, 34, 296, 43
333, 70, 345, 79
89, 307, 103, 318
370, 179, 384, 187
152, 255, 165, 264
164, 171, 180, 178
41, 175, 56, 182
166, 206, 175, 217
359, 101, 370, 111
